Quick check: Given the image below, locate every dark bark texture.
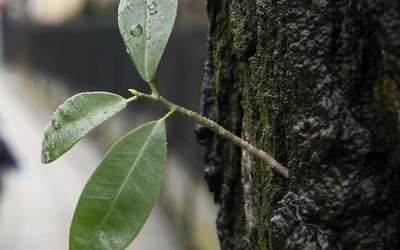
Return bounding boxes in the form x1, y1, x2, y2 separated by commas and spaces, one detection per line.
196, 1, 400, 249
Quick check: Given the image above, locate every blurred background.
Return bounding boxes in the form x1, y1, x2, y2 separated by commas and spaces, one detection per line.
0, 0, 219, 249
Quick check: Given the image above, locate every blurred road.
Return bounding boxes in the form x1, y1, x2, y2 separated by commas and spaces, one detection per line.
0, 67, 177, 250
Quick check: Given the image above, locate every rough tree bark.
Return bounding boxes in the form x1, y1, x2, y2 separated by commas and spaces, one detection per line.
196, 1, 400, 249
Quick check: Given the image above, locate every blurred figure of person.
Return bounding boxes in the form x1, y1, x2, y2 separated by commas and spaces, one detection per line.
0, 134, 18, 194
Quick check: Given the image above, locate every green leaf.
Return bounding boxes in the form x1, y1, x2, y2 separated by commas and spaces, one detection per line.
41, 92, 127, 164
69, 119, 167, 250
118, 0, 178, 82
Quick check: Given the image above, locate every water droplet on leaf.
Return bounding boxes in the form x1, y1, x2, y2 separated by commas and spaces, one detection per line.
44, 151, 50, 161
130, 24, 142, 36
52, 119, 60, 129
127, 3, 134, 10
148, 1, 157, 9
148, 1, 157, 15
50, 142, 55, 149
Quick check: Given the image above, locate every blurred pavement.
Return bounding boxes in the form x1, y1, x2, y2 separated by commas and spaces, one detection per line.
0, 66, 178, 250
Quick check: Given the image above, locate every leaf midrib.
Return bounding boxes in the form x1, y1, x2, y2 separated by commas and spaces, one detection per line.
144, 0, 151, 81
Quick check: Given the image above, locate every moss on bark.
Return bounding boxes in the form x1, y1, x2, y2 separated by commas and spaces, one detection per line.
198, 0, 400, 249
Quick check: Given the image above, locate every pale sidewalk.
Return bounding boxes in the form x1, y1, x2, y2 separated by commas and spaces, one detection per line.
0, 67, 178, 250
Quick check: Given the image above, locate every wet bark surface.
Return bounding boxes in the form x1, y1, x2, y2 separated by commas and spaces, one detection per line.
196, 1, 400, 249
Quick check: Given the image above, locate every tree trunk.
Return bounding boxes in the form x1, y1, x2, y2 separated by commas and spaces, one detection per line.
196, 1, 400, 249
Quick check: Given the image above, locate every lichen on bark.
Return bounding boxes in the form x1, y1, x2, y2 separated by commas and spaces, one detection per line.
198, 0, 400, 249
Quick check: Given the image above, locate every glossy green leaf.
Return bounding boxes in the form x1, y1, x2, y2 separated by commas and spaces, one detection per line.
118, 0, 178, 82
69, 119, 167, 250
41, 92, 127, 164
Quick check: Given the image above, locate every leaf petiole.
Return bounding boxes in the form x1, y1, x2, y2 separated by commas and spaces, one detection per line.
163, 110, 176, 121
126, 96, 138, 103
149, 81, 160, 97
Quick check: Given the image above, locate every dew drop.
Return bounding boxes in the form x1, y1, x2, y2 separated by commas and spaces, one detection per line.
50, 142, 55, 149
130, 24, 142, 36
52, 118, 60, 129
62, 109, 67, 117
127, 3, 134, 10
44, 151, 51, 161
148, 1, 157, 15
147, 1, 156, 9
